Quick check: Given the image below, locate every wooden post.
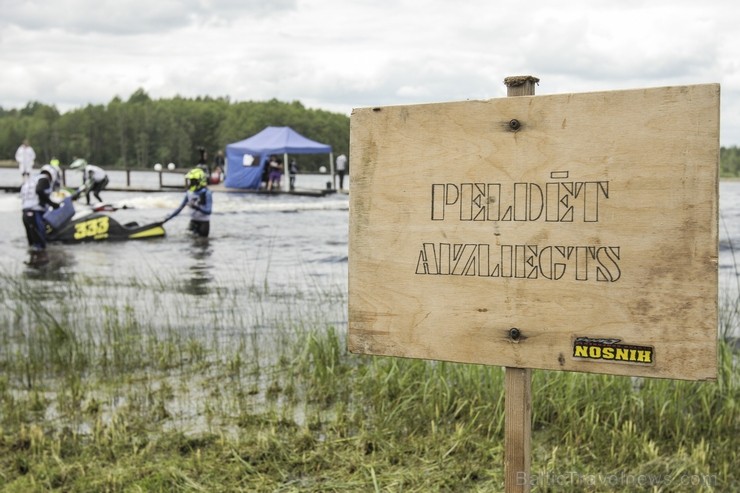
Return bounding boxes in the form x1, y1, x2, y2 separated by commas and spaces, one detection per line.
503, 75, 538, 493
283, 152, 290, 192
329, 152, 335, 190
505, 75, 539, 97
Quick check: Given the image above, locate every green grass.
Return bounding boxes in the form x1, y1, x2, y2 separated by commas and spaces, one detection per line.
0, 269, 737, 492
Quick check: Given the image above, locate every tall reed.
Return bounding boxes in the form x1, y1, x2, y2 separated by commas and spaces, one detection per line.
0, 263, 736, 491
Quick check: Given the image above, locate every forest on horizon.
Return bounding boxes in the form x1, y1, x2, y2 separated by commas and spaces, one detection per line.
3, 89, 740, 176
0, 89, 349, 172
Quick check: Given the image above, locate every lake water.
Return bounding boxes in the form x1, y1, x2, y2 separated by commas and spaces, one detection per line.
0, 168, 350, 348
719, 182, 740, 276
1, 168, 738, 339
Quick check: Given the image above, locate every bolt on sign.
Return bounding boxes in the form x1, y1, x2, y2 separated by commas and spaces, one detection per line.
348, 84, 719, 381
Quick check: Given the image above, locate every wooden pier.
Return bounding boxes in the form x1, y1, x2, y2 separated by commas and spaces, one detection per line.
0, 168, 338, 197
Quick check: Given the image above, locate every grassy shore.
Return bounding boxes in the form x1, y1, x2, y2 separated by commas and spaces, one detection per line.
0, 268, 737, 492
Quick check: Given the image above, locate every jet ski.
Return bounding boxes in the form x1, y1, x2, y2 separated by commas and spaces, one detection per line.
44, 197, 165, 243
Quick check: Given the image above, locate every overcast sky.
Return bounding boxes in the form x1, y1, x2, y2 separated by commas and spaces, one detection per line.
1, 0, 738, 146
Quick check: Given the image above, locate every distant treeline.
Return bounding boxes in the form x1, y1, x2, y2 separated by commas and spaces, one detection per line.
0, 89, 349, 172
4, 91, 739, 177
721, 146, 740, 177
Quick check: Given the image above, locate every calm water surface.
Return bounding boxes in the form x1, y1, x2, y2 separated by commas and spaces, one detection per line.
0, 168, 349, 342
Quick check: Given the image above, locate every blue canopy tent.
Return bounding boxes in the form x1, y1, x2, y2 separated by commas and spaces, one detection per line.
225, 126, 333, 190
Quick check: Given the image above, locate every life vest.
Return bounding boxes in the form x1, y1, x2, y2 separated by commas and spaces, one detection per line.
20, 174, 51, 211
187, 188, 212, 221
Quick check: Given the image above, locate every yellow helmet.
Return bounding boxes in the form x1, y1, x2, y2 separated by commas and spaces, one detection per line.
50, 158, 60, 167
185, 168, 207, 191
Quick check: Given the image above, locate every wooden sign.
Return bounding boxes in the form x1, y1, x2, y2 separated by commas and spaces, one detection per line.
348, 84, 719, 381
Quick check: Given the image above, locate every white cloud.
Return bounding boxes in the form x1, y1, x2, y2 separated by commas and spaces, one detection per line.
0, 0, 296, 34
0, 0, 739, 145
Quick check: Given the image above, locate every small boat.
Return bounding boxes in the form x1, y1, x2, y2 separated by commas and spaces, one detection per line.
44, 197, 165, 243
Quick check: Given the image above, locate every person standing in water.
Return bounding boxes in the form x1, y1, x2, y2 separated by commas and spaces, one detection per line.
20, 165, 60, 254
70, 158, 109, 204
164, 167, 213, 237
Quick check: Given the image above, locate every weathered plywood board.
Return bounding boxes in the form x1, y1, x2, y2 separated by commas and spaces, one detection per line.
348, 84, 719, 380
